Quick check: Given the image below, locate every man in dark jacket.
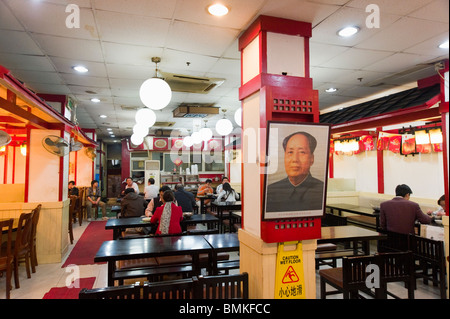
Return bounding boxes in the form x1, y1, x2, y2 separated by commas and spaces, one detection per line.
174, 184, 197, 213
380, 184, 432, 234
120, 188, 147, 218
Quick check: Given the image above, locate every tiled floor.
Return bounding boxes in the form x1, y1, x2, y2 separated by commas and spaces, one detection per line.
1, 222, 445, 299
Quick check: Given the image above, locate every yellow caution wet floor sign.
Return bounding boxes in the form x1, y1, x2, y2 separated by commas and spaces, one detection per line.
274, 241, 305, 299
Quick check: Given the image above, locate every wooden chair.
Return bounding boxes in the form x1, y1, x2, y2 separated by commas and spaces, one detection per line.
0, 219, 15, 299
377, 251, 415, 299
377, 230, 410, 253
143, 277, 196, 299
319, 254, 380, 299
30, 204, 41, 273
195, 272, 249, 299
12, 211, 34, 289
69, 196, 77, 244
409, 235, 446, 299
79, 282, 143, 299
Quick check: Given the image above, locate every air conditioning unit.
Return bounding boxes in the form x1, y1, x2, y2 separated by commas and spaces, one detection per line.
173, 104, 220, 118
162, 72, 225, 94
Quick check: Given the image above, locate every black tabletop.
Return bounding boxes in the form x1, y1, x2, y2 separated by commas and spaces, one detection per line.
212, 201, 241, 207
203, 233, 240, 252
185, 214, 219, 223
94, 235, 212, 262
105, 217, 151, 229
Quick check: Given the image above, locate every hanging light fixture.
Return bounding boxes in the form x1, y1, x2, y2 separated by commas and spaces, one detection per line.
199, 119, 213, 141
20, 143, 27, 156
132, 123, 149, 138
135, 108, 156, 128
130, 134, 144, 146
234, 107, 242, 127
139, 57, 172, 110
183, 135, 194, 147
415, 130, 430, 145
215, 109, 233, 136
429, 128, 443, 144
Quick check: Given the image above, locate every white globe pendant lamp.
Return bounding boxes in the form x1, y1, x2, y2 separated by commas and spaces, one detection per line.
130, 134, 144, 146
183, 135, 193, 147
215, 109, 233, 136
191, 131, 202, 145
199, 119, 213, 141
234, 107, 242, 127
132, 123, 149, 138
139, 57, 172, 110
135, 108, 156, 127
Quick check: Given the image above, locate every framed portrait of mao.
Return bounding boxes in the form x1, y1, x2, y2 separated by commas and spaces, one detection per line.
263, 121, 330, 220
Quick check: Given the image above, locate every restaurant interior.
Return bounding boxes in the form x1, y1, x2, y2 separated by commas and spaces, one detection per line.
0, 0, 449, 302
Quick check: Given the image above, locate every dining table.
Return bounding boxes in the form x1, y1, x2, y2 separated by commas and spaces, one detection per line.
326, 203, 380, 230
105, 215, 220, 239
318, 225, 387, 255
196, 194, 217, 214
210, 201, 242, 233
204, 233, 240, 275
94, 235, 213, 286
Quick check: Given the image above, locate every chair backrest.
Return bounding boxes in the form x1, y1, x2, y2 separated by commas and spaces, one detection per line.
195, 272, 249, 299
0, 218, 14, 261
69, 196, 77, 214
30, 204, 42, 246
342, 255, 377, 292
376, 251, 414, 283
377, 230, 410, 253
79, 282, 142, 299
143, 278, 195, 299
15, 211, 34, 253
409, 235, 445, 267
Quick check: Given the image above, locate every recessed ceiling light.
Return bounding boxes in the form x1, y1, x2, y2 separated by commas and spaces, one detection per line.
438, 40, 449, 49
107, 128, 112, 131
91, 98, 101, 103
207, 3, 229, 16
99, 115, 107, 118
337, 26, 359, 37
325, 88, 338, 93
110, 135, 115, 138
72, 65, 88, 73
108, 131, 114, 134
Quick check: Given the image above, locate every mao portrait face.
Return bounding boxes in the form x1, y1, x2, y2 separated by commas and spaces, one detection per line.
284, 133, 315, 186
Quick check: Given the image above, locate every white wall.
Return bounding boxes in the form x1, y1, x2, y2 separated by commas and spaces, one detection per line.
333, 150, 378, 193
332, 149, 445, 200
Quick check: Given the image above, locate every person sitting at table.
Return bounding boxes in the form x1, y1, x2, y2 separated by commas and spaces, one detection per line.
216, 182, 239, 202
145, 185, 172, 217
144, 178, 159, 202
68, 180, 79, 196
120, 188, 147, 218
150, 190, 184, 235
86, 180, 107, 221
380, 184, 432, 235
174, 184, 197, 213
427, 194, 446, 217
121, 177, 139, 196
215, 176, 229, 194
196, 179, 214, 204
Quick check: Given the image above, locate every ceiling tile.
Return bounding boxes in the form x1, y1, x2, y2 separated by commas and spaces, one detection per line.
173, 0, 265, 30
161, 49, 220, 73
5, 0, 99, 40
355, 17, 448, 52
0, 30, 43, 55
94, 0, 177, 19
347, 0, 435, 16
8, 70, 63, 85
102, 42, 164, 66
106, 64, 154, 81
33, 34, 103, 62
95, 10, 171, 47
403, 32, 450, 57
310, 42, 349, 66
363, 52, 438, 73
0, 0, 25, 31
61, 73, 110, 88
50, 57, 108, 77
0, 53, 56, 72
321, 48, 393, 70
408, 0, 449, 23
165, 20, 239, 57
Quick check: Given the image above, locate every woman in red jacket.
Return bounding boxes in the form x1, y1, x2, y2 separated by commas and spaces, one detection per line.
150, 190, 184, 235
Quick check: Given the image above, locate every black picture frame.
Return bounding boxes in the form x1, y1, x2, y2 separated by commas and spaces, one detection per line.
262, 121, 331, 220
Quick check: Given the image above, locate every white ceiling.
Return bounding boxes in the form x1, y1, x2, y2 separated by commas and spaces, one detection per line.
0, 0, 448, 142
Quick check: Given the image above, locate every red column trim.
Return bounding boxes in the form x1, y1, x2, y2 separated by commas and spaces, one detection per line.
12, 145, 16, 184
24, 127, 31, 203
376, 127, 384, 194
3, 144, 8, 184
